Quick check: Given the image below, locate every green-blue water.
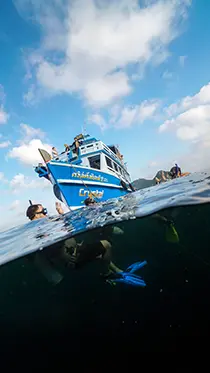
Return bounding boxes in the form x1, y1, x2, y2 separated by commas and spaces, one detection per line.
0, 171, 210, 350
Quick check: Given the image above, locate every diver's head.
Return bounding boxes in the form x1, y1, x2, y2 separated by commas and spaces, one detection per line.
84, 197, 96, 206
170, 165, 181, 179
26, 203, 48, 221
175, 164, 182, 177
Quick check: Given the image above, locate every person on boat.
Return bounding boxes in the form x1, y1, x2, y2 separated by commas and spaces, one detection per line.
64, 143, 70, 152
71, 138, 80, 157
52, 146, 59, 159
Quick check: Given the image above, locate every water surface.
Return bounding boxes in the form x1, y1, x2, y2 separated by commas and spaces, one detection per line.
0, 171, 210, 347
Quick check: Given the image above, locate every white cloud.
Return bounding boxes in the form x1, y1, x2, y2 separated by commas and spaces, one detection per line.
88, 113, 107, 130
23, 84, 36, 106
16, 0, 191, 107
160, 105, 210, 141
160, 82, 210, 138
0, 172, 5, 181
159, 81, 210, 173
162, 70, 173, 80
20, 123, 45, 141
148, 161, 158, 168
179, 55, 187, 67
8, 139, 52, 165
0, 171, 8, 183
164, 82, 210, 118
89, 99, 159, 130
9, 200, 21, 211
10, 173, 50, 193
177, 141, 210, 173
84, 72, 131, 107
0, 140, 11, 148
113, 99, 160, 128
0, 107, 9, 124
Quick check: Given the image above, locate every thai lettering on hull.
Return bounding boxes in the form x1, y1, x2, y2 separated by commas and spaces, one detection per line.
79, 188, 104, 198
72, 171, 108, 183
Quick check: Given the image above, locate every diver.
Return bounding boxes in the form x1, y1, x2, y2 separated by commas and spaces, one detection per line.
84, 196, 124, 237
155, 170, 170, 184
26, 201, 147, 287
84, 196, 96, 206
169, 164, 181, 179
151, 213, 179, 244
26, 202, 123, 283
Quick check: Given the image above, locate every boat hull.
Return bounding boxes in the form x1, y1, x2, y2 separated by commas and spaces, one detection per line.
47, 162, 129, 208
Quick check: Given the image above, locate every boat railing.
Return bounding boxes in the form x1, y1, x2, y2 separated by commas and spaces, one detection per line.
52, 152, 68, 162
80, 141, 101, 155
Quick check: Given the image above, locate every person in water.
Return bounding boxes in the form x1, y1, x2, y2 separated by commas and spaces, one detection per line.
155, 171, 171, 184
26, 201, 123, 281
169, 164, 181, 179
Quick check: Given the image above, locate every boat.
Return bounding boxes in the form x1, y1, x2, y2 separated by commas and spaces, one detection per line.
34, 133, 134, 210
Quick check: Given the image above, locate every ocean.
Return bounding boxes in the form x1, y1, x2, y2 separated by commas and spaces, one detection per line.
0, 171, 210, 351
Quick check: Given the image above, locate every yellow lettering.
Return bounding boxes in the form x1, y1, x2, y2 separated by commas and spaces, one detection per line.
79, 188, 85, 196
79, 189, 104, 198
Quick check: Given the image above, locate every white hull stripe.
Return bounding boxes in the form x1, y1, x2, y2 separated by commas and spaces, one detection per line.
70, 205, 84, 210
49, 161, 129, 182
57, 178, 123, 189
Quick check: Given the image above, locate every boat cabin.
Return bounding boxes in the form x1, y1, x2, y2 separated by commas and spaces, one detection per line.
53, 134, 131, 183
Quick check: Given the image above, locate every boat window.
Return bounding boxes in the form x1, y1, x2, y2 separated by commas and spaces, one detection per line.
113, 162, 119, 172
105, 156, 113, 169
108, 145, 117, 154
88, 155, 100, 170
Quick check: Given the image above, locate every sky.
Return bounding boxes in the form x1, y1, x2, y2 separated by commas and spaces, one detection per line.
0, 0, 210, 231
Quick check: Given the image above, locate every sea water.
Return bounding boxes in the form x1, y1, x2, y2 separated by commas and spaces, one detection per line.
0, 171, 210, 346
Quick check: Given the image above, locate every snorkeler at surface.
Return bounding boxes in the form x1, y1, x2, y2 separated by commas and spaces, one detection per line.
155, 171, 171, 184
169, 164, 182, 179
26, 200, 148, 287
26, 201, 123, 283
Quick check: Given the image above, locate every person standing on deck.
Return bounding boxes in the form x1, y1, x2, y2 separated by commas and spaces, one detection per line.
52, 146, 59, 159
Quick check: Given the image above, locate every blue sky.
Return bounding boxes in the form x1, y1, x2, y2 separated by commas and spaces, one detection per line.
0, 0, 210, 231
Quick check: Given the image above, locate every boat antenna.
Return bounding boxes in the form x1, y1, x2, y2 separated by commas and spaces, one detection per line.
82, 122, 89, 138
29, 200, 33, 206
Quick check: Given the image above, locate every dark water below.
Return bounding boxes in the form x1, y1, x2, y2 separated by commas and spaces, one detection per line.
1, 172, 210, 351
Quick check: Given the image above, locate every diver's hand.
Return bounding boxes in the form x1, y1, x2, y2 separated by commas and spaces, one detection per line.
55, 202, 64, 215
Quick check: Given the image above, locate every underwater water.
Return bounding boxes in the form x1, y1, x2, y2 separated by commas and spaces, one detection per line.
0, 171, 210, 349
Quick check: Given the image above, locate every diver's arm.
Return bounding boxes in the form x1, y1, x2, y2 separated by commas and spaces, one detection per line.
55, 202, 64, 215
161, 171, 166, 181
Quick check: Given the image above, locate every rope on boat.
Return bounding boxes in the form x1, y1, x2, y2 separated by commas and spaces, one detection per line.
69, 162, 101, 203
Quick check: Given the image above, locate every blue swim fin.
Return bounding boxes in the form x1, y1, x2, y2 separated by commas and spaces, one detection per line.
107, 273, 146, 287
106, 260, 147, 287
126, 260, 147, 274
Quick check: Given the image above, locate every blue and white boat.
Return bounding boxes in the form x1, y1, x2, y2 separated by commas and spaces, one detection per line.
35, 134, 134, 210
